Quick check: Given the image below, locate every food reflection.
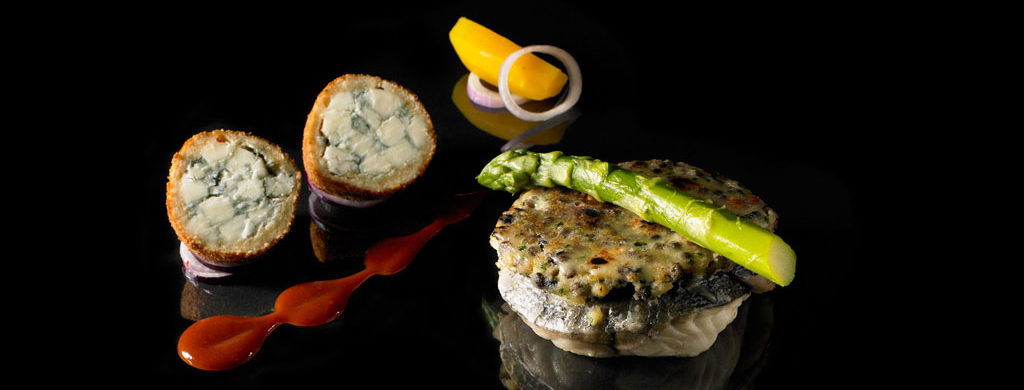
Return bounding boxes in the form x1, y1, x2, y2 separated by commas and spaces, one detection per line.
485, 293, 773, 390
180, 189, 443, 320
309, 220, 368, 263
309, 189, 436, 262
178, 190, 485, 370
452, 73, 579, 151
180, 278, 280, 321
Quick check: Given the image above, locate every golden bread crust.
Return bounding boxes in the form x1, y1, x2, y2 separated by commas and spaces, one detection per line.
167, 129, 301, 266
302, 74, 436, 202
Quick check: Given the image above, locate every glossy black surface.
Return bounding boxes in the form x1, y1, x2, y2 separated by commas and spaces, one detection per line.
109, 1, 915, 388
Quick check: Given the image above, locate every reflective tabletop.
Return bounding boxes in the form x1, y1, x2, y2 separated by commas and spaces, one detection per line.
109, 1, 901, 388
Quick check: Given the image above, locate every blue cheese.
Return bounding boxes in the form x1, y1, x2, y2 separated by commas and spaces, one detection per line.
318, 87, 427, 177
178, 139, 297, 246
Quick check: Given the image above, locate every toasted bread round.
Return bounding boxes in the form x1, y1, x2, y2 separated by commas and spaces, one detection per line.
302, 74, 436, 204
167, 130, 301, 266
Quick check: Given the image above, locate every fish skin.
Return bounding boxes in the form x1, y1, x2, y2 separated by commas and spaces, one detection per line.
497, 265, 751, 357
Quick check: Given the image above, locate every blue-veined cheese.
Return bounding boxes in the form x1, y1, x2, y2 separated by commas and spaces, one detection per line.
168, 130, 301, 262
319, 88, 428, 176
302, 74, 436, 202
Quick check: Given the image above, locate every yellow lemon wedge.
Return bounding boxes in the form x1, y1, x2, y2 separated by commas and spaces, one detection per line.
449, 17, 569, 101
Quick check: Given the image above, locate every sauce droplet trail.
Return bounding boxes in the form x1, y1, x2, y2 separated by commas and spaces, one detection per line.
177, 191, 486, 371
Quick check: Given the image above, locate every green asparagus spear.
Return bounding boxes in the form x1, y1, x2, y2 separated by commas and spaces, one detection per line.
476, 149, 796, 286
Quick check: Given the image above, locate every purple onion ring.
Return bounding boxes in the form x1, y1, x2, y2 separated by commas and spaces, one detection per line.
179, 242, 233, 280
307, 178, 388, 208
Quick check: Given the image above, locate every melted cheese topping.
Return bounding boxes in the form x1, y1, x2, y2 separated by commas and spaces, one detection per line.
318, 87, 430, 177
490, 160, 777, 305
178, 139, 297, 246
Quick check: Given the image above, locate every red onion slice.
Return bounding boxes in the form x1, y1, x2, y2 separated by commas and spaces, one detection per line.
307, 178, 388, 208
498, 45, 582, 122
180, 242, 233, 280
466, 72, 529, 109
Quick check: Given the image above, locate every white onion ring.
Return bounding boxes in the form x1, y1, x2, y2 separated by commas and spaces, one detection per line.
307, 178, 388, 208
498, 45, 582, 122
467, 72, 529, 109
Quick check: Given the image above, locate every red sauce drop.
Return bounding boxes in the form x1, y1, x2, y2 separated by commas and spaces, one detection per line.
177, 191, 485, 371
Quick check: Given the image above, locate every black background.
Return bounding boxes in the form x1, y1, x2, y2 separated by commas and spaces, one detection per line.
47, 1, 962, 388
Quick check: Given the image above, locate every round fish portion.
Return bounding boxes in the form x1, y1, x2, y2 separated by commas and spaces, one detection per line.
498, 268, 749, 357
489, 159, 778, 357
489, 159, 778, 305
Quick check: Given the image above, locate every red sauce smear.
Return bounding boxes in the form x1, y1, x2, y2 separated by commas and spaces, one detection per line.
178, 192, 485, 371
